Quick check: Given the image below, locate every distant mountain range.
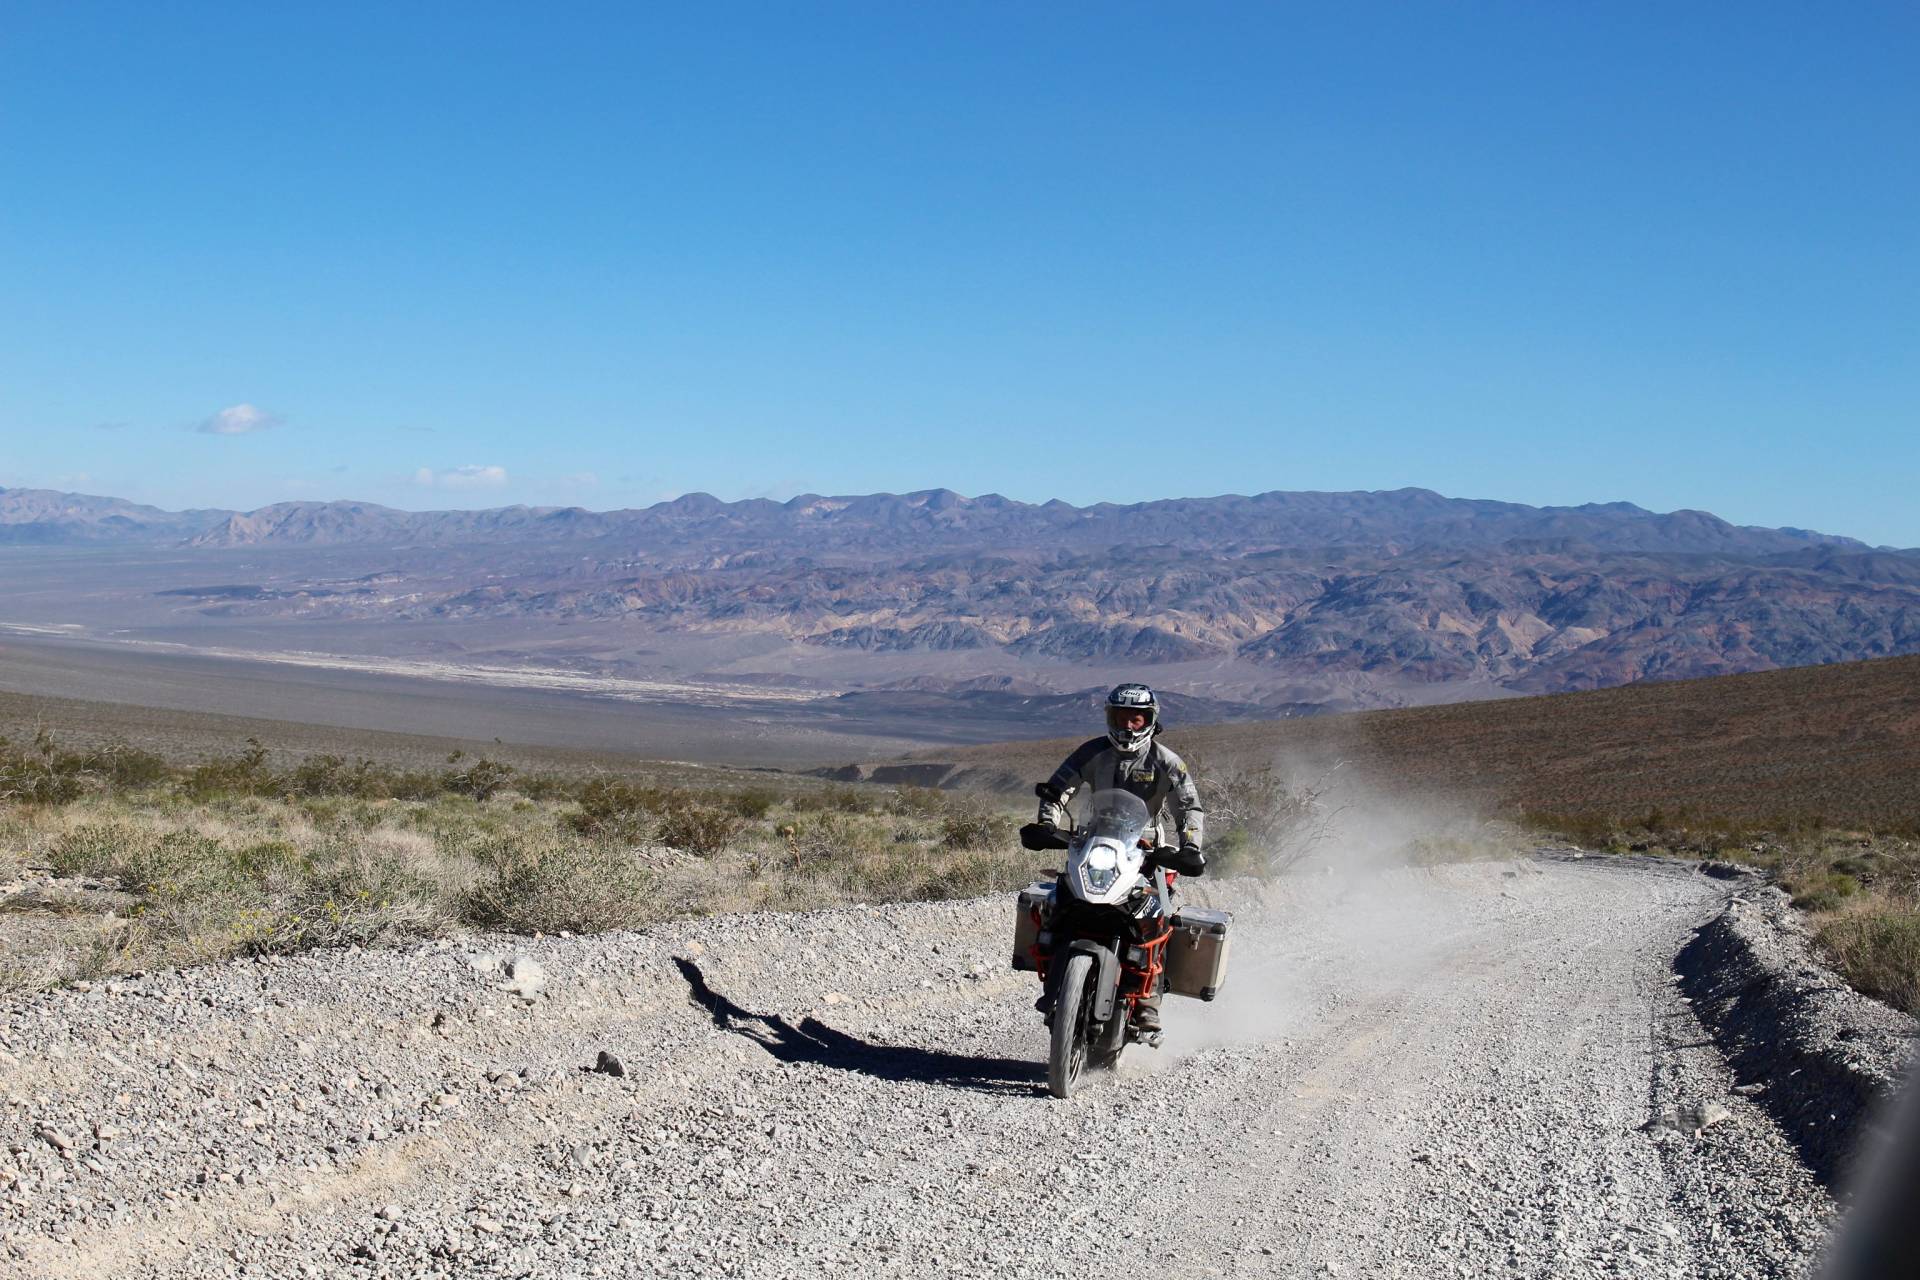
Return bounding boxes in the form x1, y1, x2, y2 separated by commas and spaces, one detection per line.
0, 488, 230, 544
0, 484, 1883, 555
3, 484, 1916, 708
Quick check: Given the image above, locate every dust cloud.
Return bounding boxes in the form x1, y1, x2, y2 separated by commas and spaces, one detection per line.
1159, 756, 1523, 1057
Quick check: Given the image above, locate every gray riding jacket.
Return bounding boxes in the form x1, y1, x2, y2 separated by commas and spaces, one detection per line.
1036, 735, 1205, 850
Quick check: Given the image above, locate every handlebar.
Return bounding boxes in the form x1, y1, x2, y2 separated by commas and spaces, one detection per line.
1020, 821, 1187, 867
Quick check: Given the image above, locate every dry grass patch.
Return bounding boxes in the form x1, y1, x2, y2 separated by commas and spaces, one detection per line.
1816, 905, 1920, 1015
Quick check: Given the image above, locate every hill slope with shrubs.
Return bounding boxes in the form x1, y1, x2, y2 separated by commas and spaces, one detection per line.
0, 734, 1047, 991
873, 653, 1920, 1013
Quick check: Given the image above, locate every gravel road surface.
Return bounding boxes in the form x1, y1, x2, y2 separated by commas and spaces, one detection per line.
2, 857, 1850, 1278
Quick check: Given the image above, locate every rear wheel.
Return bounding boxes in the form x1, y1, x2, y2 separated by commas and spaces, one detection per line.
1047, 953, 1095, 1099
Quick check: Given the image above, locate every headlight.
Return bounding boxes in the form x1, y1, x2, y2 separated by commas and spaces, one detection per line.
1081, 845, 1121, 893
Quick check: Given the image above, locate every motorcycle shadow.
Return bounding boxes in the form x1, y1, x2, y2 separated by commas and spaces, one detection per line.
674, 957, 1045, 1097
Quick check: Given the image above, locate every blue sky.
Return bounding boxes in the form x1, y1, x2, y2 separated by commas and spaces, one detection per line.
2, 3, 1915, 544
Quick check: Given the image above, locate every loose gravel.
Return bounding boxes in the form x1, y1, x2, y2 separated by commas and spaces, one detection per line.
2, 855, 1908, 1278
1676, 885, 1916, 1188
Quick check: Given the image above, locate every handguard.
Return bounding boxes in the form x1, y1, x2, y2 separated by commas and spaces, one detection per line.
1149, 844, 1206, 877
1019, 822, 1070, 852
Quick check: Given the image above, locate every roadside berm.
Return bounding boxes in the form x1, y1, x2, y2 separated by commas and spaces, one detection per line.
1676, 883, 1915, 1187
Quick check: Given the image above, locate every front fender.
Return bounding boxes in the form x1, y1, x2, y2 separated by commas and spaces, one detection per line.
1063, 939, 1121, 1024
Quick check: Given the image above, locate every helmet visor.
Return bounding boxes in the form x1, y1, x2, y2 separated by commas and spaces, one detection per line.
1106, 703, 1156, 739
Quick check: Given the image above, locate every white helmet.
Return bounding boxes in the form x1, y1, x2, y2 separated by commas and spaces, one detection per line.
1104, 683, 1158, 752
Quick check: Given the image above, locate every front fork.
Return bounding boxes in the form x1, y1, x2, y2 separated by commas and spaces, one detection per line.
1031, 921, 1172, 1027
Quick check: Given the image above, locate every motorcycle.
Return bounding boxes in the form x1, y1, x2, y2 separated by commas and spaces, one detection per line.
1014, 790, 1230, 1099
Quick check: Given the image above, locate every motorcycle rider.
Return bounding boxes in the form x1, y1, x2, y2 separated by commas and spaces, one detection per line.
1021, 682, 1205, 1034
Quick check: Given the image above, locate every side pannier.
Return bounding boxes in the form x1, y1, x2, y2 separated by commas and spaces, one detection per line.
1164, 906, 1231, 1001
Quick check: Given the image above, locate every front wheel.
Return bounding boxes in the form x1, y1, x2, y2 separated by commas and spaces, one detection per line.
1047, 953, 1096, 1099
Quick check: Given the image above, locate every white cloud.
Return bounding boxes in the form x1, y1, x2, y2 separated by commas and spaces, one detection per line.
198, 403, 282, 435
414, 464, 508, 491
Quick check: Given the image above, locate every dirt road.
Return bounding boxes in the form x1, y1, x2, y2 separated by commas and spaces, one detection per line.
0, 858, 1861, 1278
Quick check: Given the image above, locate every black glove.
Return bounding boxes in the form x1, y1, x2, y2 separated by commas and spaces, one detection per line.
1020, 822, 1070, 852
1171, 843, 1206, 877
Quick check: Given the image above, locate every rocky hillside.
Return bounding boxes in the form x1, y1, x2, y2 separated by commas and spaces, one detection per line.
154, 538, 1920, 696
0, 488, 226, 544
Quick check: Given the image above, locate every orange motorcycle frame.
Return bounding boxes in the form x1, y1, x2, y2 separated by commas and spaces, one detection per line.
1026, 873, 1177, 1017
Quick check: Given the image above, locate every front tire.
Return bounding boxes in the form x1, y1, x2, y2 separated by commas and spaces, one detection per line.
1047, 953, 1095, 1099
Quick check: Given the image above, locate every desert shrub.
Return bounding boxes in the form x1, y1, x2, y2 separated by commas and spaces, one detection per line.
290, 796, 395, 833
43, 819, 126, 879
1829, 853, 1880, 881
1876, 844, 1920, 902
1197, 759, 1344, 877
791, 785, 874, 815
886, 786, 955, 817
514, 772, 579, 802
657, 805, 745, 856
88, 739, 169, 790
273, 825, 452, 945
380, 769, 442, 801
44, 807, 468, 968
727, 788, 777, 820
0, 730, 165, 804
1817, 908, 1920, 1015
568, 778, 669, 840
779, 810, 869, 868
182, 738, 275, 799
232, 838, 305, 879
932, 849, 1029, 899
281, 754, 388, 799
1791, 872, 1862, 914
49, 820, 223, 891
441, 751, 514, 801
462, 831, 651, 934
938, 806, 1014, 851
830, 848, 928, 901
395, 797, 518, 849
815, 843, 1035, 906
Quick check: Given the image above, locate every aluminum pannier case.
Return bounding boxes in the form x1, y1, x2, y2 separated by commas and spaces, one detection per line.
1165, 906, 1231, 1000
1011, 880, 1055, 971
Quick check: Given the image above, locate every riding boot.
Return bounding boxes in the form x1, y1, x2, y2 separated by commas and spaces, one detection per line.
1134, 992, 1163, 1033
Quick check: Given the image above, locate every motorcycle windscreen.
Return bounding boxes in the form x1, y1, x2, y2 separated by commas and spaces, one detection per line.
1082, 789, 1151, 847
